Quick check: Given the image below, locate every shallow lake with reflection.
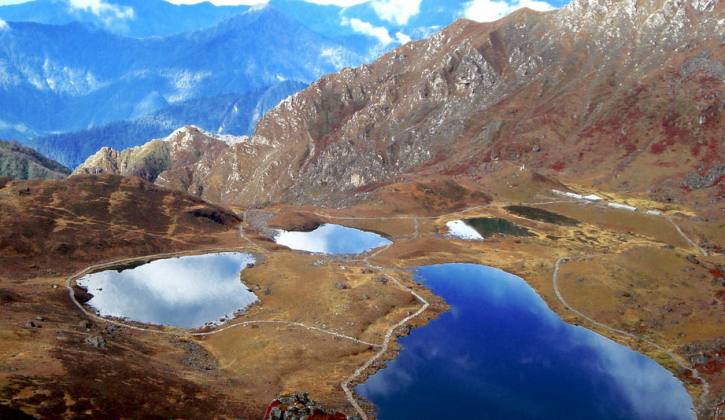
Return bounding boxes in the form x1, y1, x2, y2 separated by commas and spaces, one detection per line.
273, 223, 391, 255
77, 252, 257, 329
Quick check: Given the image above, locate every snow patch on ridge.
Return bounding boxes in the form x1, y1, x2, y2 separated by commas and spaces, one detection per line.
163, 125, 248, 146
607, 202, 637, 212
552, 189, 602, 202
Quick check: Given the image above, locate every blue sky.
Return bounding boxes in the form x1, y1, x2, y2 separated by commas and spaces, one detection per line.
0, 0, 572, 23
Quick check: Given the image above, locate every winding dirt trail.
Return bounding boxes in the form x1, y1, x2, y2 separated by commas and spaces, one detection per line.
552, 256, 711, 416
65, 249, 382, 347
666, 215, 708, 257
303, 205, 489, 222
341, 245, 430, 420
64, 199, 712, 419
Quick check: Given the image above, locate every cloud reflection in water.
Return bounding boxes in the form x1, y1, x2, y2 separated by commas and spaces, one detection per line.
356, 263, 693, 420
273, 223, 391, 255
77, 252, 257, 329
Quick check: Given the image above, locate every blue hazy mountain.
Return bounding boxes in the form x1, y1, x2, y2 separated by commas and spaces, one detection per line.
0, 0, 481, 50
25, 81, 306, 168
0, 7, 360, 139
0, 0, 510, 166
0, 0, 252, 38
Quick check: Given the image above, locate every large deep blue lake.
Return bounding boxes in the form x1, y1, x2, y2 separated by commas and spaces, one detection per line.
356, 264, 693, 420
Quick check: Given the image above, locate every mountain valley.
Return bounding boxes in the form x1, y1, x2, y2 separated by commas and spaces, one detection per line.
0, 0, 723, 419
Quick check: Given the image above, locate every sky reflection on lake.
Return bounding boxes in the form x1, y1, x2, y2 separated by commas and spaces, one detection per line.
77, 252, 257, 329
273, 223, 391, 255
446, 220, 484, 240
356, 263, 693, 420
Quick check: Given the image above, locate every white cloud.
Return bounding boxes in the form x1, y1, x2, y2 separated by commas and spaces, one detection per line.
343, 17, 393, 45
464, 0, 555, 22
68, 0, 135, 25
307, 0, 423, 25
166, 0, 422, 25
320, 46, 346, 68
370, 0, 422, 25
395, 31, 411, 44
299, 0, 367, 5
0, 19, 8, 31
165, 0, 269, 5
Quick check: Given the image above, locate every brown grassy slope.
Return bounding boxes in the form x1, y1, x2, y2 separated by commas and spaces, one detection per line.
0, 174, 255, 418
0, 174, 241, 278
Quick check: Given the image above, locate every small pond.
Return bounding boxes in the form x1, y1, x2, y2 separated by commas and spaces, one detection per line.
447, 218, 533, 240
273, 223, 391, 255
77, 252, 258, 329
356, 263, 693, 420
446, 220, 484, 240
506, 205, 579, 226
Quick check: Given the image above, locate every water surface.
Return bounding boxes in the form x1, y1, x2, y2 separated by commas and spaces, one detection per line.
506, 205, 579, 226
446, 220, 484, 240
357, 263, 693, 420
464, 217, 533, 237
274, 223, 391, 255
77, 252, 257, 329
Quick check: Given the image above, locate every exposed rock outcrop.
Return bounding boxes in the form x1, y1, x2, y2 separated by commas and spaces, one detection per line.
74, 126, 238, 198
263, 393, 348, 420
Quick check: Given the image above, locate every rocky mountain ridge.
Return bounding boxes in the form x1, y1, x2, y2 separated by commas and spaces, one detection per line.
0, 140, 70, 180
77, 0, 724, 214
74, 126, 244, 199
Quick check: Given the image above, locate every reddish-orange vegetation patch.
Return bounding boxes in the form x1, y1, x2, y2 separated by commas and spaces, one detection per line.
690, 138, 723, 170
715, 290, 725, 302
650, 141, 669, 154
677, 367, 705, 386
551, 161, 566, 172
694, 347, 725, 375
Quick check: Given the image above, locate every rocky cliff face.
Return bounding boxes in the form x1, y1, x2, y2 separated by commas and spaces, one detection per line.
78, 0, 724, 211
74, 126, 241, 198
0, 140, 70, 180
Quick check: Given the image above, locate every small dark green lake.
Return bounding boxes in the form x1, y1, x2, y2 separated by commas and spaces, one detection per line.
465, 217, 533, 237
506, 205, 579, 226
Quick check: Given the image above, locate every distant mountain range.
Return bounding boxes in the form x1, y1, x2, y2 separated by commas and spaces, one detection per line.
0, 8, 361, 138
0, 139, 70, 179
25, 81, 305, 168
0, 0, 513, 168
0, 0, 471, 42
0, 0, 252, 38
